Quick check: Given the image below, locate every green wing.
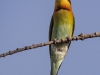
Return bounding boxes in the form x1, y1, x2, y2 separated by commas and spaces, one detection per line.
72, 16, 75, 36
67, 15, 75, 49
49, 16, 54, 58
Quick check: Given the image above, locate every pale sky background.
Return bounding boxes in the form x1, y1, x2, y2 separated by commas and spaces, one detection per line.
0, 0, 100, 75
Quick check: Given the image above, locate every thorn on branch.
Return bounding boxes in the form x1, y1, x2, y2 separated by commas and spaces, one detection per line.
24, 46, 28, 50
78, 33, 85, 40
95, 32, 99, 35
3, 54, 5, 57
9, 51, 12, 55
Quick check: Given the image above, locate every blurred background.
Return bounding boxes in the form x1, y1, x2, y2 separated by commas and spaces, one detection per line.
0, 0, 100, 75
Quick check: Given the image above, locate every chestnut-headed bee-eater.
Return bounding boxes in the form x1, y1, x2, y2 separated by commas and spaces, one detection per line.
49, 0, 75, 75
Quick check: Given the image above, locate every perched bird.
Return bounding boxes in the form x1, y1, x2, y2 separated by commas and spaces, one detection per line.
49, 0, 75, 75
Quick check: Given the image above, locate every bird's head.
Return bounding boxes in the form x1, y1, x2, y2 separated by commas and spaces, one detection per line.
54, 0, 72, 11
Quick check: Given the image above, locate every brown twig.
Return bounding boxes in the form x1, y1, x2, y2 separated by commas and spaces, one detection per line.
0, 32, 100, 58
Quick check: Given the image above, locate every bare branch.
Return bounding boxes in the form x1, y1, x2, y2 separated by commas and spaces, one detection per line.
0, 32, 100, 58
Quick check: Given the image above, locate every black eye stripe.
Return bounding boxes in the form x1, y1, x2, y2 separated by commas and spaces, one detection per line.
68, 0, 71, 4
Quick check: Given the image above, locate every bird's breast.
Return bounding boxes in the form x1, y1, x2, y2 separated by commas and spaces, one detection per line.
52, 9, 73, 40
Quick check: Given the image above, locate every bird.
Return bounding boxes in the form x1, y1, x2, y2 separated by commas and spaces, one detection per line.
49, 0, 75, 75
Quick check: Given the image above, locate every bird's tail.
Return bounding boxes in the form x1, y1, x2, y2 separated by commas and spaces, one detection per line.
50, 60, 63, 75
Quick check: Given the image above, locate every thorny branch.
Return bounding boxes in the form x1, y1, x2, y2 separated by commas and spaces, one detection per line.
0, 32, 100, 58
